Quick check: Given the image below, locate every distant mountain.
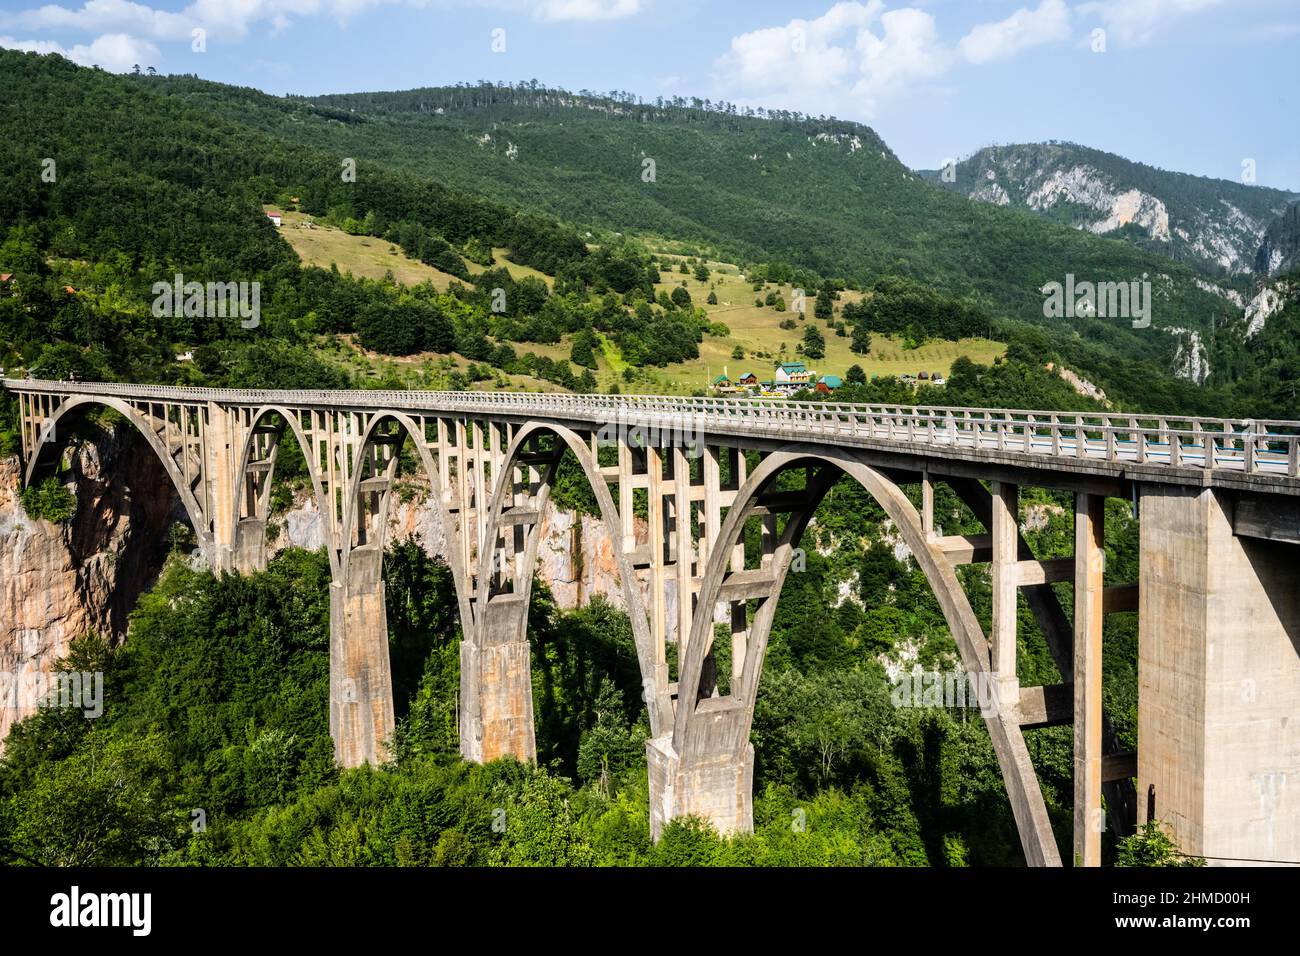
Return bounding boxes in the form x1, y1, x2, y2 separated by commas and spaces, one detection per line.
155, 82, 1229, 335
919, 143, 1297, 280
1256, 200, 1300, 276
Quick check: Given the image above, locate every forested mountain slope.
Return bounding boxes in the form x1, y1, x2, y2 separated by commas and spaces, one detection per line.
148, 81, 1230, 337
1257, 200, 1300, 277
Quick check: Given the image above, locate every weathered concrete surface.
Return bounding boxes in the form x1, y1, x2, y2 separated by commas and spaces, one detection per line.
1138, 486, 1300, 865
647, 733, 754, 841
234, 518, 267, 572
460, 595, 536, 763
329, 547, 395, 767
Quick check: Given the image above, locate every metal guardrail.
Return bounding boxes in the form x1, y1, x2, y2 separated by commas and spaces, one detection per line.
5, 378, 1299, 478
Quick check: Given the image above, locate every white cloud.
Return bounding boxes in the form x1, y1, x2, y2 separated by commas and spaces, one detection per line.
715, 1, 1071, 118
958, 0, 1070, 65
1, 0, 646, 61
713, 2, 885, 98
0, 31, 161, 71
1077, 0, 1223, 46
852, 7, 952, 113
532, 0, 642, 21
11, 0, 193, 40
8, 0, 413, 43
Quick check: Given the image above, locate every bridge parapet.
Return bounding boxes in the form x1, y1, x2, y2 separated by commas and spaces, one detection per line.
7, 378, 1300, 490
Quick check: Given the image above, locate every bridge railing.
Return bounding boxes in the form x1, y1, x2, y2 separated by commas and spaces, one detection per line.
5, 378, 1299, 477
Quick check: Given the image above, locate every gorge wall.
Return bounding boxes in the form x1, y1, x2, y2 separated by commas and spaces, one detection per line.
0, 426, 179, 742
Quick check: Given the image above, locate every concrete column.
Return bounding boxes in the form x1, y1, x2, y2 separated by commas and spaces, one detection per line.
990, 481, 1020, 712
459, 594, 536, 764
205, 401, 238, 573
233, 518, 267, 572
1138, 486, 1300, 865
647, 729, 753, 841
1074, 492, 1105, 867
329, 547, 395, 768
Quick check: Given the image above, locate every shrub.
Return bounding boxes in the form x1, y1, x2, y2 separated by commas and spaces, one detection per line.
19, 477, 76, 523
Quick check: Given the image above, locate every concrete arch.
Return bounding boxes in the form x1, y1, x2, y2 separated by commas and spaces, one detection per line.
472, 421, 665, 739
231, 405, 335, 575
24, 395, 209, 547
670, 443, 1061, 866
342, 410, 472, 632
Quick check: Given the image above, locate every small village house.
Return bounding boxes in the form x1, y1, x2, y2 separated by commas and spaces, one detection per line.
773, 361, 814, 393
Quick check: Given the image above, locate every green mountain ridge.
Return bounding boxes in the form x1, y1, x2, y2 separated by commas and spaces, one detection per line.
919, 142, 1298, 281
2, 54, 1299, 419
145, 80, 1230, 325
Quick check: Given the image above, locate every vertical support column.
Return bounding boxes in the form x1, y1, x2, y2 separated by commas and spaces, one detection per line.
990, 481, 1020, 712
330, 545, 396, 768
701, 446, 743, 685
474, 421, 489, 565
436, 418, 451, 503
459, 591, 536, 764
673, 446, 693, 657
648, 444, 667, 668
1137, 486, 1300, 864
727, 447, 748, 685
921, 466, 934, 537
454, 419, 473, 589
205, 401, 236, 572
459, 421, 537, 766
618, 437, 635, 554
1074, 492, 1105, 867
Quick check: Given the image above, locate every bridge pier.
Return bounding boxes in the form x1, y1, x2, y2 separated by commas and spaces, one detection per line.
1138, 486, 1300, 865
329, 547, 395, 767
460, 595, 537, 763
647, 733, 753, 841
233, 518, 268, 572
205, 401, 239, 573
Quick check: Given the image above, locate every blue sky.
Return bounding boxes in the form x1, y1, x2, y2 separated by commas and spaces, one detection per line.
2, 0, 1297, 189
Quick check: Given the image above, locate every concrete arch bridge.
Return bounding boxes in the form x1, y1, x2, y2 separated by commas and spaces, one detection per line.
6, 378, 1300, 866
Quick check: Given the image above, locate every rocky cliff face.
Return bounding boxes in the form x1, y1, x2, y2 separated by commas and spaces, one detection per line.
923, 143, 1297, 278
1256, 201, 1300, 277
0, 427, 178, 743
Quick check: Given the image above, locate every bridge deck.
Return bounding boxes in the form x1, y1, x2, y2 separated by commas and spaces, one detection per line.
6, 378, 1299, 495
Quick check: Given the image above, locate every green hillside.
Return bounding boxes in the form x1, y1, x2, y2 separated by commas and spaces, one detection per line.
129, 77, 1284, 413
2, 54, 1297, 419
160, 81, 1229, 323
